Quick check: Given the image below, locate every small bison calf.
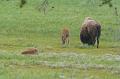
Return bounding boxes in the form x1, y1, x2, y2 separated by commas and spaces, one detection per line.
21, 48, 38, 55
61, 28, 69, 45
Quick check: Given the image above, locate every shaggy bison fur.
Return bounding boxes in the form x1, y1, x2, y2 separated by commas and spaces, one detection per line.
21, 48, 38, 55
80, 17, 101, 48
61, 28, 69, 45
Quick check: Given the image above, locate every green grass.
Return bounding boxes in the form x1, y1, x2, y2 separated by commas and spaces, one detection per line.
0, 52, 120, 79
0, 0, 120, 79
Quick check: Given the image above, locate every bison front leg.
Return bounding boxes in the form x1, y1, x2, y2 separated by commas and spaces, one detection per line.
67, 37, 69, 45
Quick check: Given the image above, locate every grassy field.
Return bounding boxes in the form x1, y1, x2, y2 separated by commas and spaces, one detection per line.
0, 0, 120, 79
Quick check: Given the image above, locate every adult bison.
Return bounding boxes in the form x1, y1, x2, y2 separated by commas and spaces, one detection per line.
80, 17, 101, 48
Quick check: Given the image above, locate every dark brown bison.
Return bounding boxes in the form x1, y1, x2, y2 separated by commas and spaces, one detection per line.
21, 48, 38, 55
61, 28, 69, 45
80, 17, 101, 48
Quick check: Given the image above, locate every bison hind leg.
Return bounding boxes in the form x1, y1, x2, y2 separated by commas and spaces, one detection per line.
96, 37, 99, 48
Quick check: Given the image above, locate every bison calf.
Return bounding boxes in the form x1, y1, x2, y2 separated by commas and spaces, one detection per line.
61, 28, 69, 46
21, 48, 38, 55
80, 17, 101, 48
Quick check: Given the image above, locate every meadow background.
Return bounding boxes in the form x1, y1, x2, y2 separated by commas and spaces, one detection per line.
0, 0, 120, 79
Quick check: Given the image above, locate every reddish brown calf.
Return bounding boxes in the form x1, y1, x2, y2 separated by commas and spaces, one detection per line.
21, 48, 38, 55
61, 28, 69, 45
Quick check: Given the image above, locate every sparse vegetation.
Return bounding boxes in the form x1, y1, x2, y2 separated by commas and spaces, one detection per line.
99, 0, 113, 7
20, 0, 26, 8
39, 0, 49, 14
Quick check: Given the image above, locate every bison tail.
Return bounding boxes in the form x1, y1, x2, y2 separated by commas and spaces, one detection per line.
96, 25, 101, 48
